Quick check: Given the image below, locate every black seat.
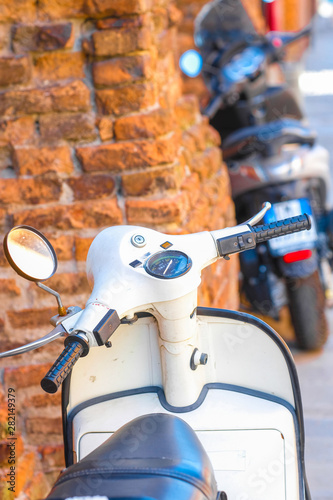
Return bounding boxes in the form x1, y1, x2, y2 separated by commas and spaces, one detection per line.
46, 414, 218, 500
222, 118, 316, 160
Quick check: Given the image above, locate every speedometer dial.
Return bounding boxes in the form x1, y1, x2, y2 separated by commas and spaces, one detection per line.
145, 250, 192, 279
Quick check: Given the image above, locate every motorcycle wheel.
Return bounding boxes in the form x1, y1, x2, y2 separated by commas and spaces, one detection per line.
286, 270, 328, 351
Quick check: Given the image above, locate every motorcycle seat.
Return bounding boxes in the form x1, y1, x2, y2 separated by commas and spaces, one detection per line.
222, 118, 316, 160
45, 413, 218, 500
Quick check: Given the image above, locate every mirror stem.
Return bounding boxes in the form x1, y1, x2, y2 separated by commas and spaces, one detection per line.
36, 282, 67, 316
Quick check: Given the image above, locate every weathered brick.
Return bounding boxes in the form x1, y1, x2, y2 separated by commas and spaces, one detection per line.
95, 82, 156, 116
12, 451, 36, 496
38, 0, 151, 20
75, 236, 94, 262
152, 6, 170, 32
126, 193, 187, 225
0, 436, 24, 468
0, 0, 36, 22
0, 177, 62, 206
13, 146, 74, 176
167, 3, 183, 26
0, 279, 21, 296
96, 15, 145, 30
90, 26, 151, 57
114, 108, 175, 140
0, 117, 36, 146
6, 308, 57, 330
33, 52, 85, 82
180, 172, 201, 209
0, 208, 7, 232
84, 0, 152, 18
122, 163, 184, 196
13, 23, 74, 53
0, 56, 31, 87
175, 94, 200, 129
76, 135, 179, 173
34, 271, 90, 296
0, 144, 12, 170
190, 147, 222, 180
26, 417, 62, 436
25, 391, 61, 408
156, 28, 175, 59
46, 234, 74, 261
97, 117, 114, 141
0, 80, 91, 117
182, 120, 221, 158
38, 444, 65, 469
38, 0, 85, 20
0, 247, 10, 267
23, 471, 51, 500
92, 54, 153, 87
39, 113, 97, 143
13, 199, 123, 230
4, 363, 53, 388
66, 174, 115, 200
0, 24, 10, 51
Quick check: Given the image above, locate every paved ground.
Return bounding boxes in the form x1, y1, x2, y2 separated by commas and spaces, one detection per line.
291, 10, 333, 500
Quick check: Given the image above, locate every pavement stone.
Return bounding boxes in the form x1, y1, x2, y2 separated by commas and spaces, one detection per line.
292, 11, 333, 499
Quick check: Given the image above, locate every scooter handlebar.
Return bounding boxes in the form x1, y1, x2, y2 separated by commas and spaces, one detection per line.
41, 340, 84, 393
252, 213, 311, 244
214, 212, 311, 258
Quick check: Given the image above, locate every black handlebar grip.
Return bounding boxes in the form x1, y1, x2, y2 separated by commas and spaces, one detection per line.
252, 214, 311, 244
41, 341, 84, 394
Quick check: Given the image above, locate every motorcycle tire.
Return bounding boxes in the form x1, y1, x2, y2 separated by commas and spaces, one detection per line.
286, 270, 328, 351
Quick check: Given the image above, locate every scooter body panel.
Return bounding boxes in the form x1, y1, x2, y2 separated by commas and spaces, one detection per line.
63, 310, 306, 499
66, 313, 296, 413
73, 390, 299, 500
229, 143, 330, 201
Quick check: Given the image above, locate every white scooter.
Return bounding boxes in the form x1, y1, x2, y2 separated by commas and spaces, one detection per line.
1, 203, 312, 500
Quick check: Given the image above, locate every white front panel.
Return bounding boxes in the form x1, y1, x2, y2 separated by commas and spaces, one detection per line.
197, 430, 285, 499
73, 390, 299, 500
68, 314, 296, 412
79, 429, 285, 500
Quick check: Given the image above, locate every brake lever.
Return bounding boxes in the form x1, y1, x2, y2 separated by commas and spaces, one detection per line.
0, 323, 68, 358
244, 202, 271, 227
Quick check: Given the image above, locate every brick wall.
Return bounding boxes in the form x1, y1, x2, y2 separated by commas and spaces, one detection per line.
0, 0, 239, 497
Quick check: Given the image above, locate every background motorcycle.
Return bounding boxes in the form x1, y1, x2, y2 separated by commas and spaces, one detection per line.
180, 0, 333, 351
0, 207, 312, 499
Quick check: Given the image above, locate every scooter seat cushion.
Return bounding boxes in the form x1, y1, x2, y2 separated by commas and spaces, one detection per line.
45, 413, 218, 500
222, 118, 316, 159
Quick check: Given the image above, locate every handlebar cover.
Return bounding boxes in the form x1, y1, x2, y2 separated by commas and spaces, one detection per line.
252, 214, 311, 244
41, 340, 84, 393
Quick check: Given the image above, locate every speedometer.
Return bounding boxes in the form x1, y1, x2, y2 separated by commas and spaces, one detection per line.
145, 250, 192, 279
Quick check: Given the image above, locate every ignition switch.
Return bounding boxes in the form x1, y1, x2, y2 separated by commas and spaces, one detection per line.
131, 234, 146, 248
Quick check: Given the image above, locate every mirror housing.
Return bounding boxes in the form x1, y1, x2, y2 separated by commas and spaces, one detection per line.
4, 226, 57, 282
3, 226, 66, 316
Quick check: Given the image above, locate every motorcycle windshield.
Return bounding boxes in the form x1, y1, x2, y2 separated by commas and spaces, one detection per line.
194, 0, 259, 52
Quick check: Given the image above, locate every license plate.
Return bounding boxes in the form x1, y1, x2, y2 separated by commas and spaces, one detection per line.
263, 199, 317, 257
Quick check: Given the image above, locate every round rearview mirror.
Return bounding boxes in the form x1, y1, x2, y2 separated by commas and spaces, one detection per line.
3, 226, 57, 282
179, 50, 203, 78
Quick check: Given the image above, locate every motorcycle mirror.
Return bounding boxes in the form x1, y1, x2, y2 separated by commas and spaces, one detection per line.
3, 226, 57, 282
179, 50, 203, 78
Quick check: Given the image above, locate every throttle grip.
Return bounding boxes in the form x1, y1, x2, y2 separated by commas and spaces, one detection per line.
252, 214, 311, 244
41, 341, 84, 394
